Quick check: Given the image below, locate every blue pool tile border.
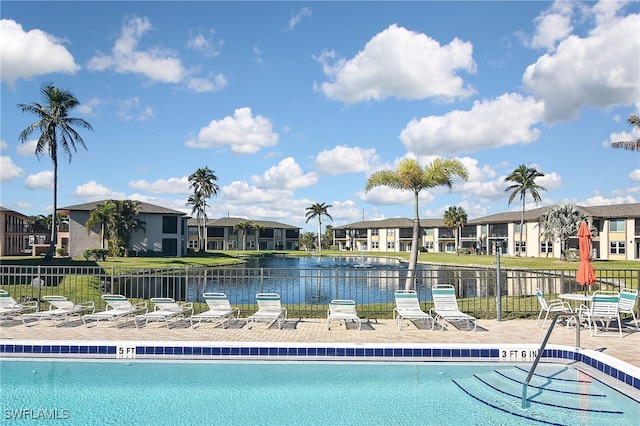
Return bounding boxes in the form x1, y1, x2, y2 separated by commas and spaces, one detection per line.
1, 342, 637, 392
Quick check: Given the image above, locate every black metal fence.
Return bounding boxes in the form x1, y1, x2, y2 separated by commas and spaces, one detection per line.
1, 264, 638, 319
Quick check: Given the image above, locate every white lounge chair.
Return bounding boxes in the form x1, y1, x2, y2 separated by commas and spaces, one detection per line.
0, 289, 37, 322
82, 294, 147, 328
327, 299, 362, 330
393, 290, 433, 330
21, 295, 95, 327
245, 293, 287, 329
618, 288, 639, 330
190, 292, 239, 328
579, 291, 622, 337
134, 297, 193, 328
430, 284, 477, 331
535, 288, 572, 329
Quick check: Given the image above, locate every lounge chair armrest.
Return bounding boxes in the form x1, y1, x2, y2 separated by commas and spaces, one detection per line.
78, 301, 95, 312
19, 301, 38, 313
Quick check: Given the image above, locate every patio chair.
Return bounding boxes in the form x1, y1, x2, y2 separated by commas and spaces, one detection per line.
82, 294, 147, 328
327, 299, 362, 330
134, 297, 193, 328
393, 290, 433, 330
535, 288, 572, 329
430, 284, 477, 331
21, 295, 95, 327
578, 291, 622, 337
618, 288, 638, 330
245, 293, 287, 329
190, 292, 239, 328
0, 289, 37, 322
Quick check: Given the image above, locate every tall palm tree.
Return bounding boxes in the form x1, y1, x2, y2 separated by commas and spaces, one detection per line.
305, 202, 333, 252
611, 114, 640, 151
18, 82, 93, 262
187, 192, 206, 250
366, 158, 468, 289
188, 167, 219, 251
504, 164, 546, 256
85, 203, 115, 249
443, 206, 468, 256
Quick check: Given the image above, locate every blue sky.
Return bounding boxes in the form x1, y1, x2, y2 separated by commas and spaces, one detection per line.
1, 1, 639, 233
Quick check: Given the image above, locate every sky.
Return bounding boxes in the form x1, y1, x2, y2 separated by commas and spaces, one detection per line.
1, 1, 639, 234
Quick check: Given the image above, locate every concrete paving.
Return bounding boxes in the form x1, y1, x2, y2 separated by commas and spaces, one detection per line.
1, 315, 638, 368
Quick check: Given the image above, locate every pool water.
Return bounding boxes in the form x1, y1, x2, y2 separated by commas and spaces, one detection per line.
1, 360, 638, 425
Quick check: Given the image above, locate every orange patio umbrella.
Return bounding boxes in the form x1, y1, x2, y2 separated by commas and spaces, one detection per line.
576, 221, 596, 294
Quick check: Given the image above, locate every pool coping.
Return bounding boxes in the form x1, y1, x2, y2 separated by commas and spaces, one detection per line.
2, 339, 639, 393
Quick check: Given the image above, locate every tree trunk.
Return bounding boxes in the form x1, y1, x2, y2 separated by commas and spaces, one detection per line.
44, 155, 58, 263
405, 191, 420, 290
317, 218, 322, 252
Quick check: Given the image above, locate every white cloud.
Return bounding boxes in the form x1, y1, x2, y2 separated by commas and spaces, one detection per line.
87, 16, 185, 83
222, 180, 292, 203
25, 170, 53, 190
400, 93, 544, 156
76, 97, 102, 116
530, 1, 574, 51
629, 169, 640, 182
185, 107, 278, 154
116, 97, 154, 121
187, 30, 223, 57
251, 157, 317, 190
72, 180, 125, 201
287, 7, 312, 31
16, 139, 38, 156
186, 74, 227, 93
0, 19, 79, 86
128, 176, 190, 194
0, 156, 24, 182
358, 185, 414, 206
0, 140, 8, 151
523, 6, 640, 123
582, 193, 639, 206
314, 146, 379, 176
315, 24, 476, 103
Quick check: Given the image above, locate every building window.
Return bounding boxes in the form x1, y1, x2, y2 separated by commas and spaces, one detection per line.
371, 229, 379, 236
609, 219, 625, 232
188, 228, 198, 236
372, 241, 379, 249
610, 241, 625, 254
274, 229, 282, 237
387, 241, 395, 250
387, 229, 395, 237
423, 241, 434, 251
162, 216, 178, 234
515, 241, 526, 252
188, 240, 197, 249
540, 241, 553, 253
514, 223, 527, 234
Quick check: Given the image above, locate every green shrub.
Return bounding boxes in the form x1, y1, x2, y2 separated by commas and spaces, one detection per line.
83, 248, 108, 261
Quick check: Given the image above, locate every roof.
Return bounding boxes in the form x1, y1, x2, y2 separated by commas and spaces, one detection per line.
0, 206, 28, 218
58, 200, 187, 216
188, 216, 300, 230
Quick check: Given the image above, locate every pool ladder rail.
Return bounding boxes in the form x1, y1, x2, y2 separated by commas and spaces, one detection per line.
521, 312, 581, 409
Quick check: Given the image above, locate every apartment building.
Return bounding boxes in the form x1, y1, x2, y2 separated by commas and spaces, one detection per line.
334, 203, 640, 261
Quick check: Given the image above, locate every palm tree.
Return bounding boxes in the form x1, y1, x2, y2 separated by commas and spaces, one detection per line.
233, 221, 259, 251
187, 192, 206, 251
538, 203, 590, 261
305, 202, 333, 252
611, 114, 640, 151
366, 158, 468, 289
504, 164, 546, 256
443, 206, 468, 256
17, 82, 93, 262
85, 203, 115, 249
106, 200, 145, 256
188, 167, 220, 251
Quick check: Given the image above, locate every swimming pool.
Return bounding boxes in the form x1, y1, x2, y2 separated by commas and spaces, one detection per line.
1, 360, 638, 425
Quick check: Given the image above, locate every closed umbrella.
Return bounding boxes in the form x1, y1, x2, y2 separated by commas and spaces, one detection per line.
576, 221, 596, 294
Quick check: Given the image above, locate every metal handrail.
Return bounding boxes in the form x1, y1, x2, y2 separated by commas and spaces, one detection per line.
521, 312, 581, 408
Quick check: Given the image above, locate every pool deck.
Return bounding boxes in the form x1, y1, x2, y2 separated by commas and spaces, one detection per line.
1, 316, 639, 368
